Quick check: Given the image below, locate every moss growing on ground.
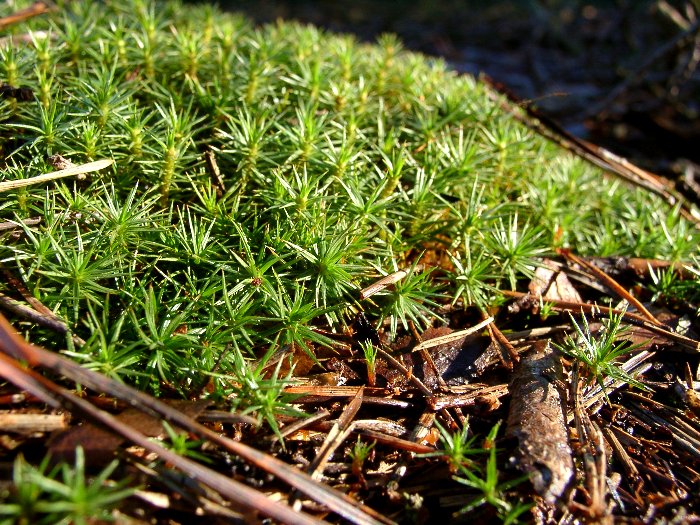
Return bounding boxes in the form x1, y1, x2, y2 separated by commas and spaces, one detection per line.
1, 1, 699, 522
1, 0, 696, 389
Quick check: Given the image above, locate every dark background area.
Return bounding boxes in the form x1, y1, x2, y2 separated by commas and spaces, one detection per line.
201, 0, 700, 194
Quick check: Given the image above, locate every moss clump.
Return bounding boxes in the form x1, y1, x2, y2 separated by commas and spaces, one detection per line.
0, 0, 697, 397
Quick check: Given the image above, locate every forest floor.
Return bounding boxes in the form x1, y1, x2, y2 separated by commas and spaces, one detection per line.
0, 2, 698, 524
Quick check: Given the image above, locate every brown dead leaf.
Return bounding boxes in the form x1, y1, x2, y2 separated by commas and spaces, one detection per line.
529, 259, 583, 303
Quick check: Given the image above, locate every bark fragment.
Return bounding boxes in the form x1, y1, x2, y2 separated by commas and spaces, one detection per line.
506, 339, 573, 503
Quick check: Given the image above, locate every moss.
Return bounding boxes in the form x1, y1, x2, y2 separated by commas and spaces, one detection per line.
0, 0, 697, 390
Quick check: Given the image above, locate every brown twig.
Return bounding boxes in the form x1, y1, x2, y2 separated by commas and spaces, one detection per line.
0, 291, 71, 336
586, 17, 700, 121
0, 217, 41, 232
0, 265, 85, 347
501, 290, 700, 352
602, 426, 641, 488
558, 249, 661, 326
307, 388, 364, 481
0, 350, 326, 525
482, 74, 700, 224
0, 1, 53, 31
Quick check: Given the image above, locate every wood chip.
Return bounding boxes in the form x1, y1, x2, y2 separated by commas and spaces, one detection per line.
0, 411, 68, 434
506, 339, 574, 503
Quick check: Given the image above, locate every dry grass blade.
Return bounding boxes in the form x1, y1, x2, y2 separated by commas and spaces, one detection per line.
353, 428, 434, 454
307, 387, 364, 480
2, 263, 60, 319
579, 351, 655, 417
411, 317, 493, 352
285, 385, 378, 398
203, 149, 226, 195
0, 159, 113, 192
360, 265, 422, 300
0, 313, 392, 525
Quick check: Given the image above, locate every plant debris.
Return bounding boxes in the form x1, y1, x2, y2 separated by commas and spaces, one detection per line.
506, 340, 573, 504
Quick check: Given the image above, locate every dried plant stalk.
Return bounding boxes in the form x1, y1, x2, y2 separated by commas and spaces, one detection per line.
0, 159, 113, 192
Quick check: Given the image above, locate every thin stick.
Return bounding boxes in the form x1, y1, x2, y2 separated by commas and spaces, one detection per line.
275, 410, 331, 441
0, 291, 71, 336
559, 249, 661, 326
0, 2, 53, 31
0, 313, 391, 525
501, 290, 700, 352
487, 320, 520, 365
482, 74, 700, 224
0, 265, 85, 346
307, 388, 363, 480
603, 426, 641, 483
0, 159, 113, 192
0, 352, 325, 525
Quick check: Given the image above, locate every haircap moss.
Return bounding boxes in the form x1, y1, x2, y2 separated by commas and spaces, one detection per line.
0, 0, 697, 391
